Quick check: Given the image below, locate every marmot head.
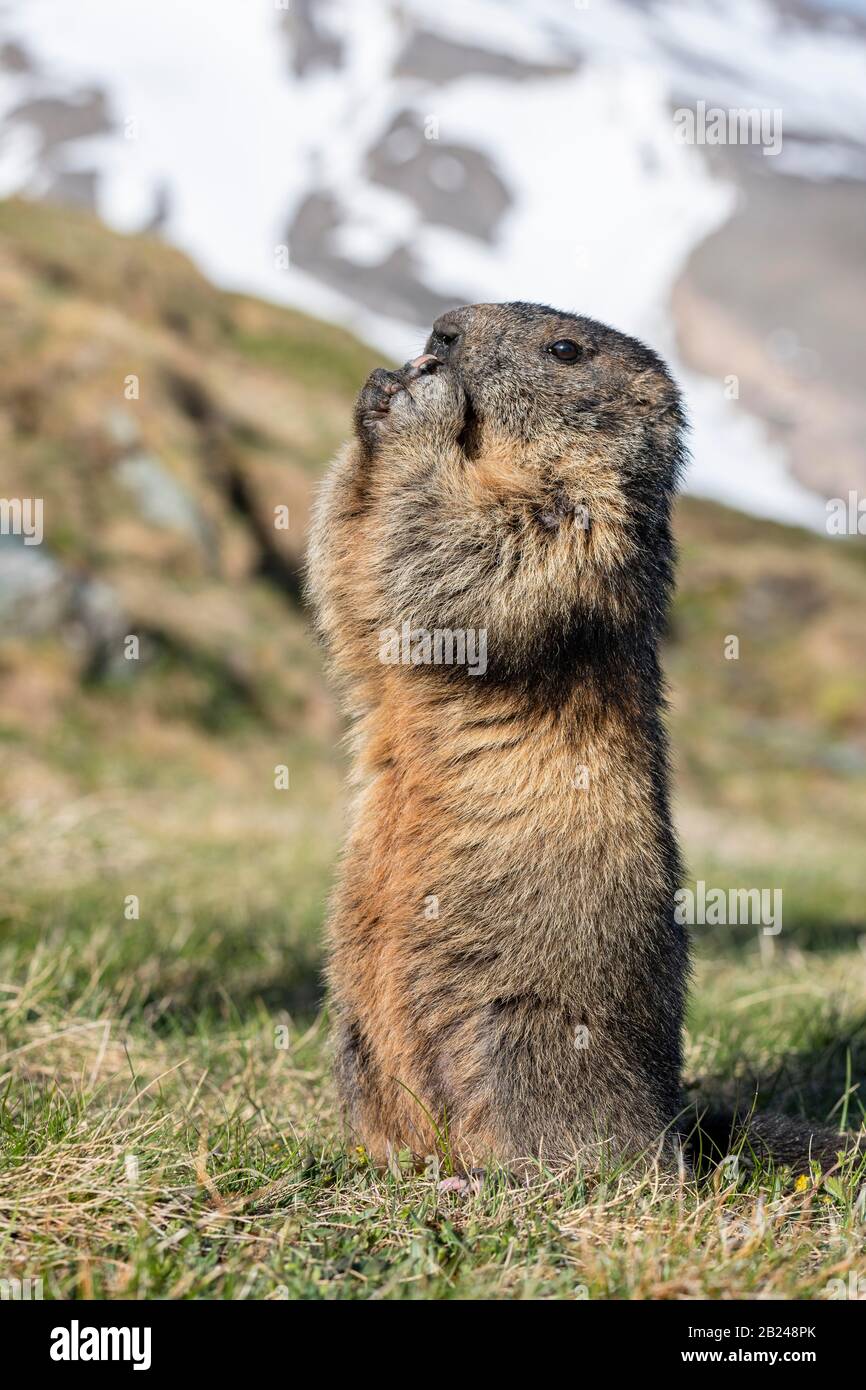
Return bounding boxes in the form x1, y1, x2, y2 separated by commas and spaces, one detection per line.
425, 301, 686, 500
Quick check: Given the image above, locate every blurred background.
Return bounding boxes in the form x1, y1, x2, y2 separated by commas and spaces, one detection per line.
0, 0, 864, 1075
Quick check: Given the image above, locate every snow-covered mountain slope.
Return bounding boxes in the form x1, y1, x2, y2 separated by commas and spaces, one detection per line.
2, 0, 864, 526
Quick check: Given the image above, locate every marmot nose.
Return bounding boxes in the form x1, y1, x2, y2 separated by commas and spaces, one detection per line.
431, 313, 463, 342
428, 310, 469, 361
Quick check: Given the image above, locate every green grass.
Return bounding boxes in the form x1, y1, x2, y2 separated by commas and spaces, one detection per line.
1, 945, 865, 1300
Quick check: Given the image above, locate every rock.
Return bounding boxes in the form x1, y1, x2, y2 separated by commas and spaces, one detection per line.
104, 406, 140, 450
0, 533, 127, 673
115, 452, 210, 546
0, 533, 67, 634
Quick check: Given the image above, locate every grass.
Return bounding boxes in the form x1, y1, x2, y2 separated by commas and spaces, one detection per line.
2, 947, 865, 1300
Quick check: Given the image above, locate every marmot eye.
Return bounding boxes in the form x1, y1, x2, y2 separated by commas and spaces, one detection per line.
548, 339, 581, 363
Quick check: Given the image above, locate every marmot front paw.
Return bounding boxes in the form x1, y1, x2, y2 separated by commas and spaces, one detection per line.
354, 355, 465, 455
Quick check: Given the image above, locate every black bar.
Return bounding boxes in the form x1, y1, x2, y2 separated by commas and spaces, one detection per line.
6, 1296, 859, 1375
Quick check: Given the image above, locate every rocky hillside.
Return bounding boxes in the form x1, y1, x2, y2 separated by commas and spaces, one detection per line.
0, 197, 380, 739
1, 198, 864, 957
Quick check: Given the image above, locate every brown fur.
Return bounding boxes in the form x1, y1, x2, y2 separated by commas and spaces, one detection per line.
307, 302, 858, 1177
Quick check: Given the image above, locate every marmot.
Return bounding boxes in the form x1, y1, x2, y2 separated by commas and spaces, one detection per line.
307, 301, 857, 1176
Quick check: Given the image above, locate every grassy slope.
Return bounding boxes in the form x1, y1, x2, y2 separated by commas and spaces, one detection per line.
1, 201, 864, 1299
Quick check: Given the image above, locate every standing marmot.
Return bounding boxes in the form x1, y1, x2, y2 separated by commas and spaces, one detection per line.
308, 302, 854, 1175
